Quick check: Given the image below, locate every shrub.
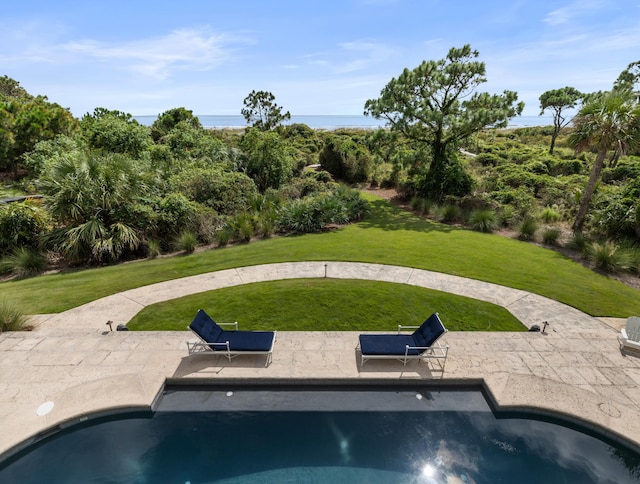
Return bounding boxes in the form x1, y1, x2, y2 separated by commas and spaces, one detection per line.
0, 300, 28, 332
497, 205, 517, 228
475, 152, 502, 166
518, 218, 538, 240
539, 207, 561, 224
319, 135, 372, 184
0, 202, 48, 255
586, 241, 634, 273
169, 168, 257, 215
469, 209, 498, 233
411, 197, 433, 216
175, 231, 198, 254
276, 187, 367, 234
541, 228, 561, 245
215, 225, 233, 247
566, 232, 588, 253
256, 212, 278, 238
231, 213, 255, 242
146, 239, 161, 259
438, 204, 462, 223
0, 248, 46, 277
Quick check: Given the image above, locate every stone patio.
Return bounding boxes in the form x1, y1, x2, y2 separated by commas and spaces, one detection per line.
1, 262, 639, 460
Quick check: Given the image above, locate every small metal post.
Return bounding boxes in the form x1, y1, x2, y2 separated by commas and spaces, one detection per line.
106, 320, 113, 331
324, 263, 327, 278
542, 321, 549, 334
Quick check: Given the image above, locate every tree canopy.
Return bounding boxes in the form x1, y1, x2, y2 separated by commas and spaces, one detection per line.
539, 86, 583, 154
241, 90, 291, 131
364, 45, 523, 199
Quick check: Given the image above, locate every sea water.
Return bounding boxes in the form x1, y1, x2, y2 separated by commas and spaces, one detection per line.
134, 114, 554, 130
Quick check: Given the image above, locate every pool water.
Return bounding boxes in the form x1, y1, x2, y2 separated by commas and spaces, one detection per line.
1, 388, 639, 483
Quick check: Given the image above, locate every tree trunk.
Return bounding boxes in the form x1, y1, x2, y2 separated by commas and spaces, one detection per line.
572, 149, 607, 233
548, 130, 558, 154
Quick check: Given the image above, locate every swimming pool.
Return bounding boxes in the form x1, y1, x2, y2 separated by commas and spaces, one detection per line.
1, 386, 639, 483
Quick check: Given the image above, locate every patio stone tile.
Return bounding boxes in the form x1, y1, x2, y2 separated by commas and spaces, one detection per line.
553, 366, 590, 386
591, 385, 635, 407
539, 351, 591, 368
576, 367, 613, 386
9, 338, 44, 351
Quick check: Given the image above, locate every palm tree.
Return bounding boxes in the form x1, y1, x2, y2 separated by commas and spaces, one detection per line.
568, 91, 640, 233
39, 151, 149, 262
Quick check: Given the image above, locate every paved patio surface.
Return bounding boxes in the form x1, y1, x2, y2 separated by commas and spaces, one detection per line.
1, 262, 640, 460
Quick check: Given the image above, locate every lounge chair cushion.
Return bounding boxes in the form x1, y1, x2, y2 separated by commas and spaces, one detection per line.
412, 313, 446, 348
218, 330, 275, 352
190, 309, 223, 343
359, 334, 423, 356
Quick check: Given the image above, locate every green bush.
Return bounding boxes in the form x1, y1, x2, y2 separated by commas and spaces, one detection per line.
230, 213, 255, 242
475, 152, 503, 166
0, 300, 28, 332
174, 230, 198, 254
438, 204, 462, 223
215, 225, 233, 247
566, 232, 588, 253
586, 241, 634, 273
539, 207, 562, 224
319, 135, 372, 184
0, 202, 48, 255
469, 209, 498, 233
146, 239, 161, 259
518, 218, 538, 240
277, 187, 367, 234
169, 168, 257, 215
0, 247, 46, 277
541, 227, 561, 245
411, 197, 433, 216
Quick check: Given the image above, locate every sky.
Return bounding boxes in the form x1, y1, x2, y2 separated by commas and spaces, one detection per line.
2, 0, 639, 118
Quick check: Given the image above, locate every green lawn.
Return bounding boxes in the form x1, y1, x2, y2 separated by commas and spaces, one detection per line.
128, 279, 525, 332
2, 193, 640, 317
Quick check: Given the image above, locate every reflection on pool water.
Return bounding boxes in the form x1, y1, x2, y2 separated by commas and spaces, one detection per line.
1, 387, 639, 483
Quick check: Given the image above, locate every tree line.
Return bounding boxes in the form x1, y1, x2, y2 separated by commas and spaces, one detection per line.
1, 45, 639, 276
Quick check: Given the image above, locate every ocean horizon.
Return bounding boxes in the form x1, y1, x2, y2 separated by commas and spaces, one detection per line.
134, 114, 554, 130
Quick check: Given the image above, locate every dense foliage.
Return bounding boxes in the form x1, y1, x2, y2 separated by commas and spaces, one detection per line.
1, 57, 640, 280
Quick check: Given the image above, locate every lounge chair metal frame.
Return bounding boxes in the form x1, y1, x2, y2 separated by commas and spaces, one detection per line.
618, 316, 640, 353
187, 312, 276, 366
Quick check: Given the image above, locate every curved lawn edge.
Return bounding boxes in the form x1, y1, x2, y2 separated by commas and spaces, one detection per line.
2, 194, 640, 317
127, 278, 525, 331
40, 262, 606, 334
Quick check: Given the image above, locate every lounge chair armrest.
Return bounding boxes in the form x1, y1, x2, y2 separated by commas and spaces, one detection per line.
397, 325, 419, 334
621, 328, 629, 340
404, 342, 449, 357
217, 322, 239, 330
186, 340, 230, 355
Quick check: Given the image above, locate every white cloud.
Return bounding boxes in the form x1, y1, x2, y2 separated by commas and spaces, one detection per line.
544, 0, 608, 26
61, 28, 241, 80
303, 40, 395, 74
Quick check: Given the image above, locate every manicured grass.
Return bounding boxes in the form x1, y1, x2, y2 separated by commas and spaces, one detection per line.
2, 193, 640, 317
128, 279, 525, 332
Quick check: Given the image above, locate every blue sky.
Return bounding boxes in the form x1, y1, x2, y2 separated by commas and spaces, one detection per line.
2, 0, 639, 118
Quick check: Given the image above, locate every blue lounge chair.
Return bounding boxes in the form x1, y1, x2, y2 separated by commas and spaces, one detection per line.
187, 309, 276, 366
358, 313, 449, 367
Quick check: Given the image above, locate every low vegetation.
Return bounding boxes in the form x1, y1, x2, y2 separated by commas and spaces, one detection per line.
0, 300, 28, 332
